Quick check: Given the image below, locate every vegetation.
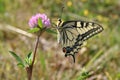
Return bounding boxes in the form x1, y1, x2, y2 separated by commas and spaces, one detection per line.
0, 0, 120, 80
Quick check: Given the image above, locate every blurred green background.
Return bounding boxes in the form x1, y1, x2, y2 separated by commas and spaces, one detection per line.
0, 0, 120, 80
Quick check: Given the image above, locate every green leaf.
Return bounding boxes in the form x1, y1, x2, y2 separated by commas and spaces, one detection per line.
28, 27, 40, 33
46, 28, 57, 34
27, 52, 32, 59
25, 58, 29, 64
9, 51, 25, 67
17, 63, 25, 68
25, 52, 33, 65
27, 52, 33, 65
38, 18, 43, 28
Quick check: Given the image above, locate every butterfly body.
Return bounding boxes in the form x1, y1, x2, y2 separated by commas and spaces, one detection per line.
57, 19, 103, 62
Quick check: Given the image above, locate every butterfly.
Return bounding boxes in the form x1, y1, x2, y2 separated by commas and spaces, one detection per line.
56, 18, 103, 62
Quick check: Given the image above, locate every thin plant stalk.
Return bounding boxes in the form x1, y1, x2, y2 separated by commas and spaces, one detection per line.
26, 29, 45, 80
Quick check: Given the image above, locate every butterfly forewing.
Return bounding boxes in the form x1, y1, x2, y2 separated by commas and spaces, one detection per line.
59, 20, 103, 46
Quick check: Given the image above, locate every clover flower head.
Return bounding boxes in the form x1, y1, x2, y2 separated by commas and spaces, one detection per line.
28, 13, 50, 28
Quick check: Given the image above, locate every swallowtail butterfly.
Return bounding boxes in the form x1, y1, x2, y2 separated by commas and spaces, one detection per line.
56, 8, 103, 63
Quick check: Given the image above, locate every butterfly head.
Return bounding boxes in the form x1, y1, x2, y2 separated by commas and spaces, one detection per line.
57, 18, 63, 29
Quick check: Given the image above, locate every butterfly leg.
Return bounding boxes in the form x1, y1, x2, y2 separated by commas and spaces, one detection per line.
65, 53, 76, 63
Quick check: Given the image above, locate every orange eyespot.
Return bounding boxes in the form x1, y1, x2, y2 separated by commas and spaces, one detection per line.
62, 47, 66, 53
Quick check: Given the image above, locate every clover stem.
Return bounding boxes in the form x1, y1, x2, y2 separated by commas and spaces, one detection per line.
26, 29, 45, 80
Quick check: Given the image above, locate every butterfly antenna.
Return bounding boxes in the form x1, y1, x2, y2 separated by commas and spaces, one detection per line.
58, 6, 64, 27
60, 6, 64, 19
57, 0, 66, 28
